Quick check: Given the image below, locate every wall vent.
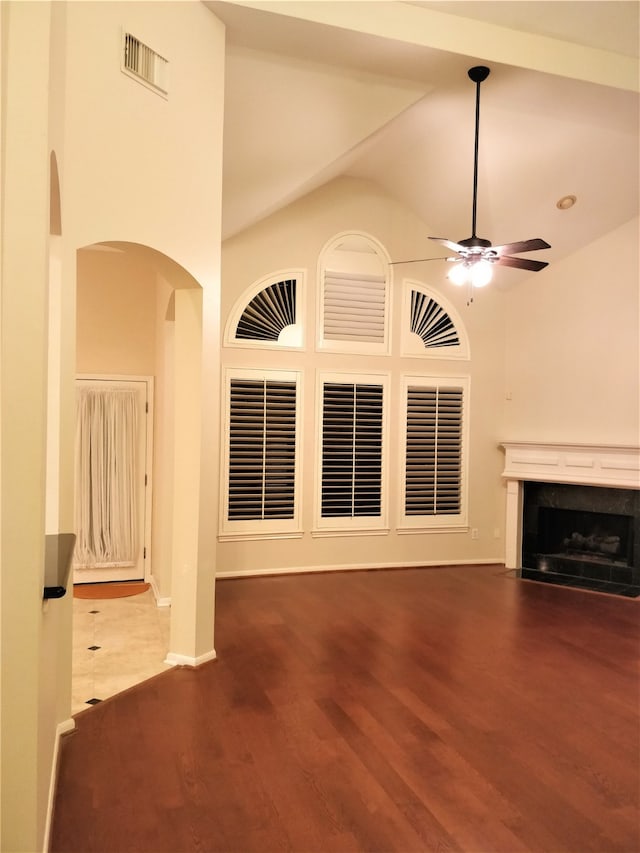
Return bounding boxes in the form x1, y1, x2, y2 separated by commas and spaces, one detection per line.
122, 32, 168, 96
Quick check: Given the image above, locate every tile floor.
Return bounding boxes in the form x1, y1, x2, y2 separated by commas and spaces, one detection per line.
72, 589, 172, 715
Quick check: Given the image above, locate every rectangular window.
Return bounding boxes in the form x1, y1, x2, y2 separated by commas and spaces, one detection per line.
400, 376, 469, 531
316, 374, 388, 534
221, 370, 301, 539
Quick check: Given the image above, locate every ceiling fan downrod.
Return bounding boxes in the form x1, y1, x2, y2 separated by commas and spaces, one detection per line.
462, 65, 491, 250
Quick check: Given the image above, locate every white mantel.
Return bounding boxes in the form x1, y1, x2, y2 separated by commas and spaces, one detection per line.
502, 442, 640, 489
500, 442, 640, 569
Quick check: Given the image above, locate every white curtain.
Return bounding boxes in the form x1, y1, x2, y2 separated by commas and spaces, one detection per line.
74, 388, 138, 568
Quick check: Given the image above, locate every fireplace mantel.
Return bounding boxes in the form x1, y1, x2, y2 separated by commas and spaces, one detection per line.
500, 442, 640, 569
501, 442, 640, 490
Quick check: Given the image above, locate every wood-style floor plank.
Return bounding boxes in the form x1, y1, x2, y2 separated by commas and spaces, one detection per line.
51, 565, 640, 852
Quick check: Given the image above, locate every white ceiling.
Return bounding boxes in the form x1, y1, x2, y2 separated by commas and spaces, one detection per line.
205, 1, 639, 285
411, 2, 640, 57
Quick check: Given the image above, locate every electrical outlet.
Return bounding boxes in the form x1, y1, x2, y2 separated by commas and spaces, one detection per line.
493, 527, 500, 538
471, 528, 479, 540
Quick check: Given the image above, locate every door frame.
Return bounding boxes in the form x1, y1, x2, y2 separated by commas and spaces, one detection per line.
75, 373, 154, 582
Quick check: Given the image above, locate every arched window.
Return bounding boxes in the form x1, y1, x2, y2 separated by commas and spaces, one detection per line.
318, 233, 390, 355
225, 271, 305, 349
401, 281, 470, 359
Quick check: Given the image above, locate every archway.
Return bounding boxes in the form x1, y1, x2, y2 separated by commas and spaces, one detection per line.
72, 240, 216, 710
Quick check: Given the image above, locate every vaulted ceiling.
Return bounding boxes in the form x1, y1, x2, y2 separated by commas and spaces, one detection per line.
206, 1, 639, 285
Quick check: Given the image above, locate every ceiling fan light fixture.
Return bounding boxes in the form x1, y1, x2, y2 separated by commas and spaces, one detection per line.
447, 258, 494, 288
448, 261, 469, 286
469, 259, 493, 287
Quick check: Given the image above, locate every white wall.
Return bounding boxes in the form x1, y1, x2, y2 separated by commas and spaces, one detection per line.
504, 216, 640, 445
76, 248, 157, 375
63, 2, 223, 280
219, 176, 507, 576
151, 280, 176, 602
1, 2, 225, 848
62, 0, 224, 655
1, 4, 62, 850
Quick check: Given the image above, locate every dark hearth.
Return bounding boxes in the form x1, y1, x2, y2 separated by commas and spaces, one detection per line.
521, 482, 640, 597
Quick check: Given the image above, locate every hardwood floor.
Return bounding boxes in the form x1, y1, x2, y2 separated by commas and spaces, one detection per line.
51, 565, 640, 853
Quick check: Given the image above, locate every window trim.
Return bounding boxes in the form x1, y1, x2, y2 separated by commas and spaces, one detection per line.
313, 370, 390, 535
400, 279, 470, 360
219, 367, 303, 541
397, 373, 470, 532
223, 269, 306, 351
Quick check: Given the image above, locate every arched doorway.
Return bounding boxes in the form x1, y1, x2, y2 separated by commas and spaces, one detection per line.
71, 240, 216, 711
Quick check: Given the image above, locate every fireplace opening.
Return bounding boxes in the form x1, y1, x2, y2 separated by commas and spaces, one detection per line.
537, 507, 633, 569
522, 481, 639, 594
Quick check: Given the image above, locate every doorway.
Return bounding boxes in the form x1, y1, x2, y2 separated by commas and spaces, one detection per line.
73, 375, 153, 585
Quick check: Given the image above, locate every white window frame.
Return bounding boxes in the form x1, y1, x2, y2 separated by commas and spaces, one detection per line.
317, 232, 392, 356
224, 269, 306, 351
398, 374, 470, 533
401, 279, 470, 360
219, 367, 303, 541
313, 370, 390, 537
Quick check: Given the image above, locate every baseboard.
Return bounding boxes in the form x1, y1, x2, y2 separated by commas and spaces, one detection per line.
43, 717, 76, 852
150, 575, 171, 607
216, 558, 504, 580
164, 648, 217, 668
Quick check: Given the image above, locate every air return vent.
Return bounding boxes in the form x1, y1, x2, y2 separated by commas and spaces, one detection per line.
122, 32, 168, 96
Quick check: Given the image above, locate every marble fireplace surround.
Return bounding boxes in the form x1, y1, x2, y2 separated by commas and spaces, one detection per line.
501, 442, 640, 570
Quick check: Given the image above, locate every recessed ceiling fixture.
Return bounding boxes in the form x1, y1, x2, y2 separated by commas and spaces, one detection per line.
392, 66, 551, 292
556, 194, 577, 210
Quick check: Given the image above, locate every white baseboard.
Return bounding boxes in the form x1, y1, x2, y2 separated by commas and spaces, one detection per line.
150, 574, 171, 607
43, 717, 76, 852
164, 648, 217, 668
216, 557, 504, 580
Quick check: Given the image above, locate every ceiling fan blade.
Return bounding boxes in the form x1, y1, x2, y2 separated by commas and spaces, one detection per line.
428, 237, 465, 254
491, 238, 551, 255
389, 256, 450, 266
495, 255, 549, 272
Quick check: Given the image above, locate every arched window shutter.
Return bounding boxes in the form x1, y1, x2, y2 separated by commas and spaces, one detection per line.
318, 233, 390, 355
410, 291, 460, 348
236, 279, 296, 341
402, 282, 470, 359
323, 272, 386, 344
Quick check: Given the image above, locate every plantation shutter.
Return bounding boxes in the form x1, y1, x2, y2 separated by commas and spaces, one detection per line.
410, 290, 460, 349
321, 382, 383, 517
235, 279, 296, 341
323, 272, 386, 344
405, 385, 463, 515
228, 379, 297, 520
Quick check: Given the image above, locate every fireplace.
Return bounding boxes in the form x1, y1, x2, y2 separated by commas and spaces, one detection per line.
502, 443, 640, 597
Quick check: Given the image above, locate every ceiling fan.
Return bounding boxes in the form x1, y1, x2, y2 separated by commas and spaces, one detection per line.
392, 65, 551, 289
